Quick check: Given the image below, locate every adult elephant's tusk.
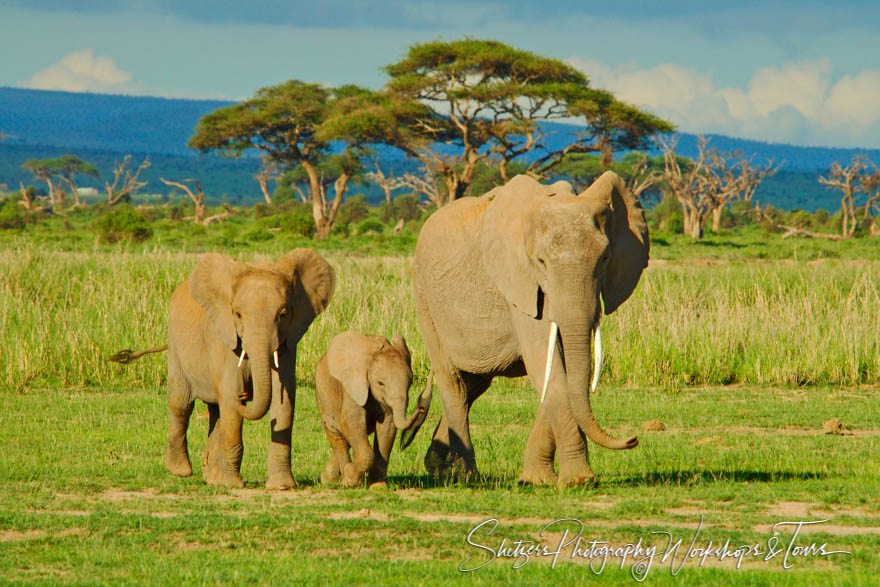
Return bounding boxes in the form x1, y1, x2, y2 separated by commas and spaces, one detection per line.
273, 350, 279, 369
540, 321, 558, 403
238, 351, 246, 368
591, 325, 603, 395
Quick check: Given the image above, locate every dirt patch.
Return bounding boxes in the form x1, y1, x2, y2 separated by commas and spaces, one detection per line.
0, 528, 86, 542
642, 420, 666, 432
753, 522, 880, 536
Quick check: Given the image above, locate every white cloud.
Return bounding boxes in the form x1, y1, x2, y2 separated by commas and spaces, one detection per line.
21, 49, 142, 94
569, 56, 880, 148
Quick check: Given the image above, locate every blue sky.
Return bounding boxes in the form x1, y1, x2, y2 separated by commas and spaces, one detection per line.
2, 1, 880, 148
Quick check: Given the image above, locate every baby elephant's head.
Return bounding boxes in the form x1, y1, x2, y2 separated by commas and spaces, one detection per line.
328, 333, 418, 430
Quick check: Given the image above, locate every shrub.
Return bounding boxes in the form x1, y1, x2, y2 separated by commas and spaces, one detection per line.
354, 217, 386, 235
336, 194, 370, 227
96, 205, 153, 242
0, 199, 28, 230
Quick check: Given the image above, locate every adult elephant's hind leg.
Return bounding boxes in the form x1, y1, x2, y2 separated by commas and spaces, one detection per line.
425, 370, 490, 479
165, 355, 194, 477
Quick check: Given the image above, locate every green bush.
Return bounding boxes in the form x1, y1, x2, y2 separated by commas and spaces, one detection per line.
336, 194, 370, 227
0, 198, 29, 230
96, 205, 153, 243
354, 217, 386, 235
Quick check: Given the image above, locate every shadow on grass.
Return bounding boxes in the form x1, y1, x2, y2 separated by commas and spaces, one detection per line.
616, 468, 828, 487
386, 472, 520, 490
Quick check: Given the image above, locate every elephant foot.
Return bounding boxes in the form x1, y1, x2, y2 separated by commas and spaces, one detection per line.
164, 450, 193, 478
341, 464, 364, 488
556, 470, 598, 489
266, 472, 297, 490
320, 456, 342, 484
424, 440, 450, 476
368, 481, 388, 490
203, 466, 245, 488
518, 465, 558, 487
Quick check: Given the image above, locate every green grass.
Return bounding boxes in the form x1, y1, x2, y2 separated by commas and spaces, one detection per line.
3, 245, 879, 391
1, 385, 877, 583
2, 239, 880, 583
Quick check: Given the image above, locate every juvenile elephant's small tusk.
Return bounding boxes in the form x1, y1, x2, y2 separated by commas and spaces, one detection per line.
540, 321, 558, 404
237, 352, 246, 368
591, 325, 603, 395
273, 350, 279, 369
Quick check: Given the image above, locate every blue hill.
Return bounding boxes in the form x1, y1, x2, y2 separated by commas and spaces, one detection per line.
2, 86, 878, 210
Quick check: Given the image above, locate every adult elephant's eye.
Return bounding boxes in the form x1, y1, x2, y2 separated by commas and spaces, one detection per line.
279, 308, 288, 318
235, 311, 242, 319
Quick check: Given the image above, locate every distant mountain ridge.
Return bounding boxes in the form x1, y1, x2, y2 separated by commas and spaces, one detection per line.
4, 86, 880, 171
2, 86, 877, 211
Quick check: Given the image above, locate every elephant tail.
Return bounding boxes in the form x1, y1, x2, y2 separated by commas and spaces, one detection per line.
109, 344, 168, 364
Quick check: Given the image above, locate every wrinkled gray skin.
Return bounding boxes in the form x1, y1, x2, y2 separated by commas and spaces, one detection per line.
165, 249, 334, 489
413, 172, 649, 487
315, 332, 422, 488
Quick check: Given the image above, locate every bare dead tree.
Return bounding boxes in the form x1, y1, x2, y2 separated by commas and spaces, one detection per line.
624, 152, 664, 203
396, 166, 443, 208
658, 135, 713, 239
819, 156, 869, 239
365, 159, 407, 204
659, 136, 776, 237
255, 157, 282, 205
858, 163, 880, 236
18, 182, 33, 210
106, 155, 151, 206
160, 178, 207, 224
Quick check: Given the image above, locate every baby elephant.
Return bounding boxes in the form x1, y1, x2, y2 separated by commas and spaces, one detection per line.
315, 332, 429, 488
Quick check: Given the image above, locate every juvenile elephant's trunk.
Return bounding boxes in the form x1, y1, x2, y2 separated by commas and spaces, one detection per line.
391, 400, 421, 431
555, 306, 638, 451
237, 341, 273, 421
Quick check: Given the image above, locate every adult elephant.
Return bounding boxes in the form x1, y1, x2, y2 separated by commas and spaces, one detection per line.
412, 171, 648, 487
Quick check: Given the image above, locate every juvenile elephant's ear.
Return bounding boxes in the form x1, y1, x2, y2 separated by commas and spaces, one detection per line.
390, 334, 411, 367
188, 253, 246, 350
275, 249, 335, 349
327, 332, 378, 407
579, 171, 650, 314
480, 175, 557, 318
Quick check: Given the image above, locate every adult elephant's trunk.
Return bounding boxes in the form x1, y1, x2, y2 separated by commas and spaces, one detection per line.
554, 303, 638, 451
237, 340, 273, 421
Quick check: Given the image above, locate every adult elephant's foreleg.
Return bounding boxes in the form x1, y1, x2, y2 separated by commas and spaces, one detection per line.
520, 404, 557, 486
203, 402, 245, 488
266, 366, 296, 490
548, 395, 595, 487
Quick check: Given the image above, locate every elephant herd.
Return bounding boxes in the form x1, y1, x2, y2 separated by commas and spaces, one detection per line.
114, 171, 650, 489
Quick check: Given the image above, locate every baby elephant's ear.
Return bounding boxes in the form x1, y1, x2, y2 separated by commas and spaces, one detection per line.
327, 332, 375, 407
390, 334, 411, 367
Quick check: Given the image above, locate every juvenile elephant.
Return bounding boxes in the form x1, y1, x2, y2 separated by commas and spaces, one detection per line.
315, 332, 430, 488
413, 172, 648, 487
118, 249, 335, 488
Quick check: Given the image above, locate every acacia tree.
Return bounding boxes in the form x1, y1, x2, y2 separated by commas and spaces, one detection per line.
819, 156, 872, 239
189, 81, 410, 238
365, 158, 407, 204
551, 151, 664, 201
858, 164, 880, 236
380, 39, 672, 203
160, 178, 207, 224
254, 156, 282, 205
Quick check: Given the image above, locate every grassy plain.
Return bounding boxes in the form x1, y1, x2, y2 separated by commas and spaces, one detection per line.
1, 233, 879, 584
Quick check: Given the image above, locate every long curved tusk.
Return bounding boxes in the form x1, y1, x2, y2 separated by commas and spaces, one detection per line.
237, 351, 246, 368
273, 350, 279, 369
591, 325, 603, 394
540, 321, 558, 403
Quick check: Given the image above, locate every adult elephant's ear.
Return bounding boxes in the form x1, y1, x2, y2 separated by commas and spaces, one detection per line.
189, 253, 246, 350
276, 248, 335, 349
327, 332, 376, 407
479, 175, 552, 318
579, 171, 649, 314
